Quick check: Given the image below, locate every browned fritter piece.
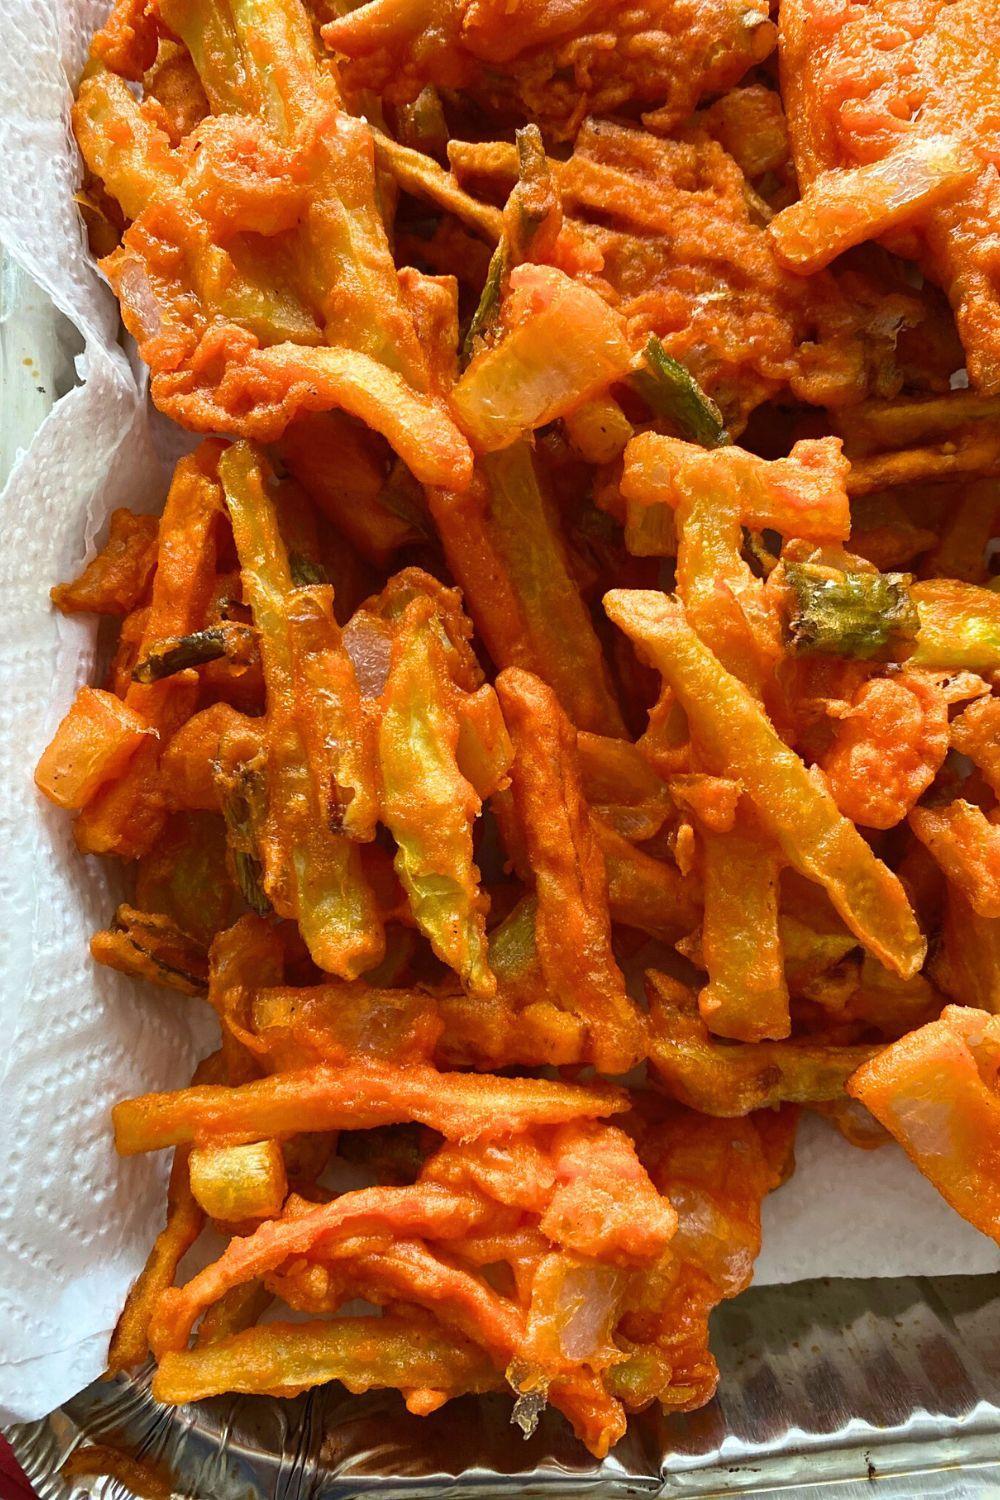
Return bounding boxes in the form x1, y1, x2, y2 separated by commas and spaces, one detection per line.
324, 0, 776, 142
779, 0, 1000, 390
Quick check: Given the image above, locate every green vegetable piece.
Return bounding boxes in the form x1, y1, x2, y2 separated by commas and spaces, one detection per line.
132, 627, 229, 683
785, 562, 919, 660
288, 553, 329, 588
632, 336, 730, 449
462, 235, 511, 365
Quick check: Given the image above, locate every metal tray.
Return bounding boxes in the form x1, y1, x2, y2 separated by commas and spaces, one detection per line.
3, 258, 1000, 1500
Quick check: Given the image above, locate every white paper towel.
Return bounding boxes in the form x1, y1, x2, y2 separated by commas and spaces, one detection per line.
0, 0, 996, 1432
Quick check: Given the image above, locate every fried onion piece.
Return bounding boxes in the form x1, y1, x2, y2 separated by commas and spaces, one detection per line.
152, 1314, 501, 1404
451, 265, 634, 453
51, 508, 159, 616
848, 1006, 1000, 1241
605, 591, 925, 978
778, 0, 1000, 391
909, 801, 1000, 920
378, 595, 495, 996
770, 135, 979, 275
73, 442, 224, 858
114, 1062, 627, 1156
646, 971, 877, 1116
495, 668, 645, 1073
221, 442, 383, 978
818, 673, 949, 830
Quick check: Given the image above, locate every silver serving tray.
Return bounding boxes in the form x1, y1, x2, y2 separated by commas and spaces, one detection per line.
3, 258, 1000, 1500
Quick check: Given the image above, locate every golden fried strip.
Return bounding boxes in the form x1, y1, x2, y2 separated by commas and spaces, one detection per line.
107, 1145, 204, 1373
153, 1315, 501, 1404
114, 1061, 628, 1155
496, 668, 645, 1073
699, 818, 790, 1043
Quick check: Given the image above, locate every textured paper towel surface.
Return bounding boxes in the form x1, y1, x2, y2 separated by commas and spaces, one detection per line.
0, 0, 997, 1432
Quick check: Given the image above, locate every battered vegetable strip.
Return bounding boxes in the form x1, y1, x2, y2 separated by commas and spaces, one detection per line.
371, 128, 504, 244
577, 732, 673, 843
698, 816, 790, 1042
495, 669, 645, 1073
848, 1007, 1000, 1242
930, 887, 1000, 1014
35, 689, 154, 810
622, 435, 851, 548
478, 442, 625, 735
163, 343, 472, 491
50, 507, 158, 616
153, 1315, 501, 1404
151, 1183, 503, 1353
220, 441, 383, 977
194, 1282, 274, 1348
378, 596, 494, 995
74, 442, 224, 857
595, 822, 701, 943
285, 584, 379, 842
770, 136, 979, 275
275, 411, 425, 566
604, 591, 925, 977
671, 450, 781, 692
451, 265, 634, 453
909, 802, 1000, 919
647, 972, 876, 1116
909, 580, 1000, 671
114, 1062, 627, 1155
